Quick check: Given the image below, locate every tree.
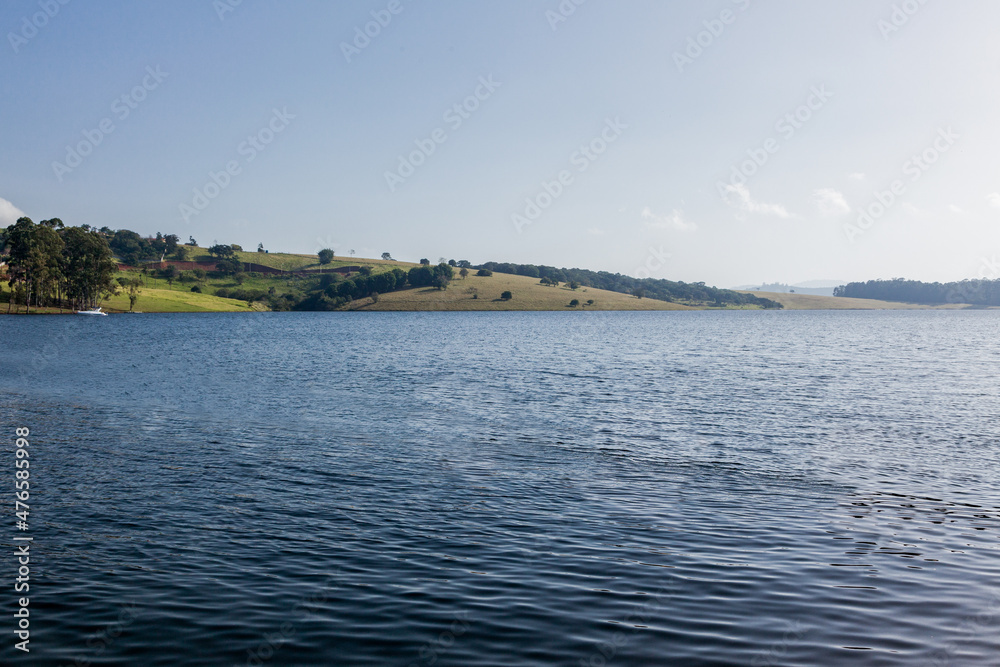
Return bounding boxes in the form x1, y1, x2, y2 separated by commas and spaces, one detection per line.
407, 265, 434, 287
448, 259, 457, 267
110, 229, 150, 266
117, 275, 142, 311
173, 246, 189, 261
234, 272, 247, 285
569, 299, 580, 307
457, 260, 472, 269
215, 258, 241, 275
162, 265, 179, 286
164, 234, 180, 254
208, 244, 235, 259
152, 232, 166, 256
381, 252, 393, 261
60, 226, 117, 310
4, 218, 65, 312
500, 291, 512, 300
459, 268, 469, 279
258, 243, 265, 253
318, 249, 334, 265
359, 266, 372, 276
476, 269, 492, 277
569, 281, 581, 290
231, 244, 243, 252
187, 236, 197, 246
419, 258, 430, 266
586, 299, 594, 306
434, 263, 454, 280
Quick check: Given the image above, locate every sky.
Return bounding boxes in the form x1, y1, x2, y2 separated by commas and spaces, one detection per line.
2, 0, 1000, 287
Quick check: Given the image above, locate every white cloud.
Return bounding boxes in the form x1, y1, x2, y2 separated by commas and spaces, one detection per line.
586, 227, 606, 236
641, 207, 697, 232
848, 172, 866, 181
902, 202, 927, 216
949, 204, 965, 214
0, 197, 25, 227
987, 193, 1000, 209
813, 188, 851, 217
722, 184, 790, 218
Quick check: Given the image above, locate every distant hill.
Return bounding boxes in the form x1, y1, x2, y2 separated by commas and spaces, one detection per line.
732, 281, 846, 297
745, 291, 972, 310
757, 283, 837, 297
476, 262, 783, 309
835, 278, 1000, 307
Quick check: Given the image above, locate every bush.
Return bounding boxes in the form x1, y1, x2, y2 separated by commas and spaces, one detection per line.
477, 269, 493, 277
500, 291, 512, 300
191, 285, 202, 293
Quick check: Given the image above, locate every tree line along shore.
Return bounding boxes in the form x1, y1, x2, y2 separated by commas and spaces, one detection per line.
1, 218, 789, 314
7, 217, 993, 314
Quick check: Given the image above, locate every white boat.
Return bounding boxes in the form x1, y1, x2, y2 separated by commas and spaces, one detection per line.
76, 307, 108, 316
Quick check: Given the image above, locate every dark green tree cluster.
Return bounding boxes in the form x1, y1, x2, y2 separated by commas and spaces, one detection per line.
2, 217, 117, 312
110, 230, 181, 265
293, 268, 408, 311
475, 261, 782, 309
834, 278, 1000, 306
407, 263, 453, 290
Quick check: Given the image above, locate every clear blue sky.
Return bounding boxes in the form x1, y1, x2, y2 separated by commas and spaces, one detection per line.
3, 0, 999, 286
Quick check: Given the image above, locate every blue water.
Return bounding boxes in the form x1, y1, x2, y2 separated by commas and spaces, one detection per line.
1, 310, 998, 666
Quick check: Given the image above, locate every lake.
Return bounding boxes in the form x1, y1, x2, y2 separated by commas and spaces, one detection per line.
1, 310, 998, 665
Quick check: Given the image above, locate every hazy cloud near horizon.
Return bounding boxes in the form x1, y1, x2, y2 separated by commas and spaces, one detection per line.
3, 0, 1000, 286
0, 197, 25, 227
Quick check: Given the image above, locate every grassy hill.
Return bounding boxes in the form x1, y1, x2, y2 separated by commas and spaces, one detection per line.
361, 271, 694, 311
109, 251, 693, 312
14, 245, 978, 313
102, 287, 262, 313
0, 286, 258, 314
745, 291, 975, 310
